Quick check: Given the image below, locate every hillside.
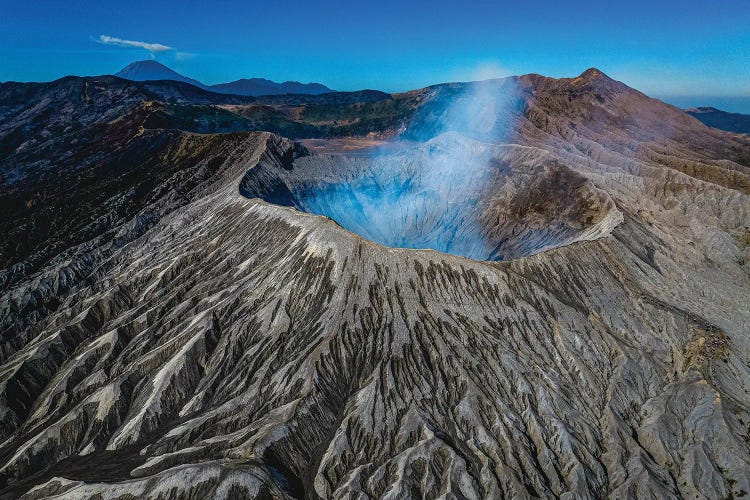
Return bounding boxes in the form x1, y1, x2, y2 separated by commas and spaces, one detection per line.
686, 106, 750, 134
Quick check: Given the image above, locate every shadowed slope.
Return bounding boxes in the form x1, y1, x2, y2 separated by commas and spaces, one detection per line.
686, 106, 750, 134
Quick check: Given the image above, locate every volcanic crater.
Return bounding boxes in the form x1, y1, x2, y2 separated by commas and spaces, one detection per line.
240, 133, 623, 261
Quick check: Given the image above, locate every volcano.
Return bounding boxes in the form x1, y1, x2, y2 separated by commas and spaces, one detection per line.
115, 60, 208, 89
241, 133, 622, 260
0, 69, 749, 499
114, 60, 334, 96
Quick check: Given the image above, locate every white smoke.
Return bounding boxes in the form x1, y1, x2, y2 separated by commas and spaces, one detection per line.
296, 71, 525, 260
97, 35, 174, 53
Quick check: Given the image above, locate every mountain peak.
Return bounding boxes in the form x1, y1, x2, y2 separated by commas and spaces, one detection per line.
210, 78, 333, 96
568, 67, 629, 94
578, 67, 609, 81
116, 60, 178, 76
115, 60, 207, 89
122, 59, 169, 68
113, 61, 333, 96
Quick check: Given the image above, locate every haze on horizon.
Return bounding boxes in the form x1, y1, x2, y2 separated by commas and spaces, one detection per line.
1, 0, 749, 112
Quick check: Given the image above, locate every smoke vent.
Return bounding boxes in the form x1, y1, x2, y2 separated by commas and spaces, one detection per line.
241, 133, 622, 261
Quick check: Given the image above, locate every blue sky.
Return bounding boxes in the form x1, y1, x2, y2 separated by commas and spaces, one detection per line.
1, 0, 749, 110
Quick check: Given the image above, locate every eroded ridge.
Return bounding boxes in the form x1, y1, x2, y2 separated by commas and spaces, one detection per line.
1, 67, 750, 499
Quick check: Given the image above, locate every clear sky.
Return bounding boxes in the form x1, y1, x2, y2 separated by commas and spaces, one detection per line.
1, 0, 749, 110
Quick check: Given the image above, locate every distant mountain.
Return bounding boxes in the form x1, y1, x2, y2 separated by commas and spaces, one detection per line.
114, 60, 333, 96
685, 106, 750, 134
115, 60, 208, 89
210, 78, 332, 96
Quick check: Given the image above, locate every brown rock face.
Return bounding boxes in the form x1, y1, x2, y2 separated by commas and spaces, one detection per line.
0, 70, 749, 499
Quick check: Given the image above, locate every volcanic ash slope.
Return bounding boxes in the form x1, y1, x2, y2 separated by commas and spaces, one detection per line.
1, 72, 750, 499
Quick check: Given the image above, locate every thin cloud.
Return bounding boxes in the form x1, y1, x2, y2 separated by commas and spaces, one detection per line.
175, 51, 197, 61
451, 62, 513, 83
97, 35, 174, 53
